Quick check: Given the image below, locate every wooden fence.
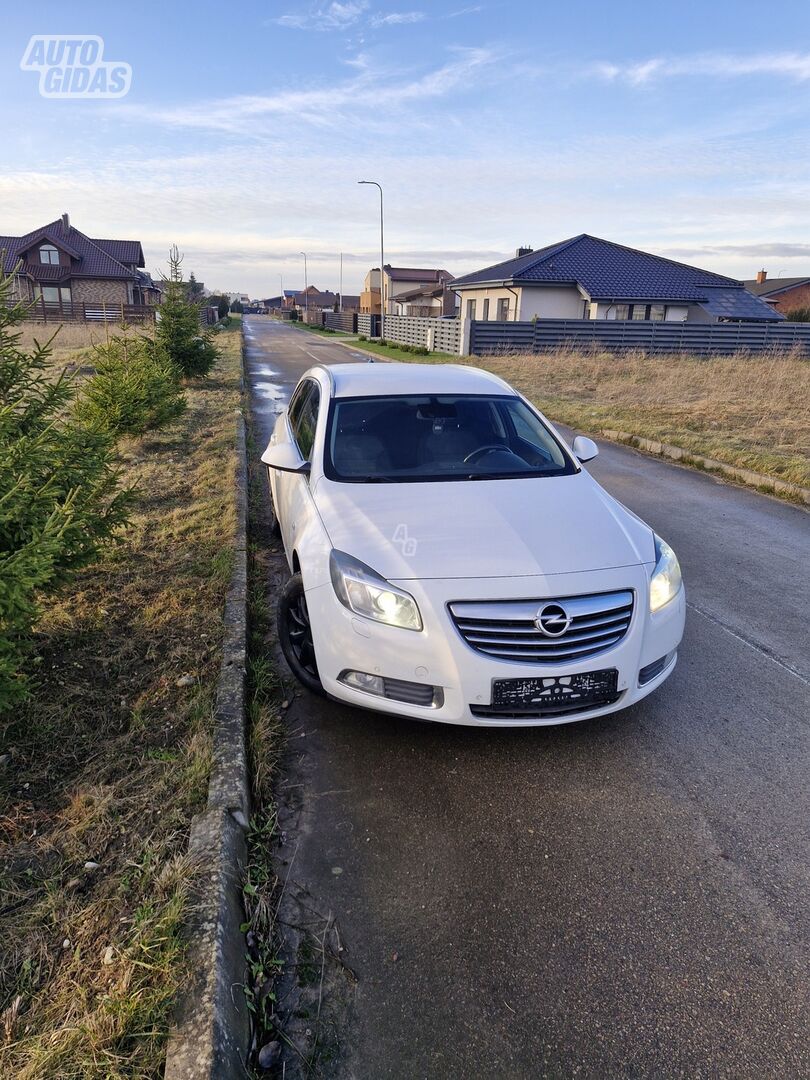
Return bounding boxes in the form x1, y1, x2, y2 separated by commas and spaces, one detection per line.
19, 298, 157, 325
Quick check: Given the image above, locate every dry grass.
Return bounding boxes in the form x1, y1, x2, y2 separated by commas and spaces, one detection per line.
0, 321, 242, 1078
471, 347, 810, 488
17, 320, 155, 366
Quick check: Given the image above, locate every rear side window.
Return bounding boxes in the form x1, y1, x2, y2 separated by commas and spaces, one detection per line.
289, 380, 320, 460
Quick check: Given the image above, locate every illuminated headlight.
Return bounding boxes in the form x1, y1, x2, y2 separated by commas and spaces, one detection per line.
329, 549, 422, 631
649, 535, 682, 613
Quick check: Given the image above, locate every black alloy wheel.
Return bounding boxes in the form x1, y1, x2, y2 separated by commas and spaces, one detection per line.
277, 572, 325, 696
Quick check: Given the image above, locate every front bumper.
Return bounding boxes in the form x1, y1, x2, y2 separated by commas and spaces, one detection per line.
304, 565, 685, 727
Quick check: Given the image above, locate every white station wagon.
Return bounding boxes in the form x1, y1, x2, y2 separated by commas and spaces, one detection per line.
262, 363, 685, 726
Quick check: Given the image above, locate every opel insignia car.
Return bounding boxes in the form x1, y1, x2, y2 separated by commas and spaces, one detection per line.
261, 362, 685, 726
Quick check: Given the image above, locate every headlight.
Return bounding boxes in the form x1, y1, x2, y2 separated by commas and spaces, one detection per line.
329, 549, 422, 631
649, 535, 682, 612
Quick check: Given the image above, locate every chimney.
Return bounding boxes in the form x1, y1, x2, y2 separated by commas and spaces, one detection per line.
61, 212, 70, 234
756, 268, 767, 284
515, 245, 533, 258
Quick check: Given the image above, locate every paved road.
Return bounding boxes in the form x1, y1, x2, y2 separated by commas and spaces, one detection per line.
243, 317, 810, 1079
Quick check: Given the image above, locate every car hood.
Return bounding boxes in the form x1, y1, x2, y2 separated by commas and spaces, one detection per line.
313, 472, 655, 580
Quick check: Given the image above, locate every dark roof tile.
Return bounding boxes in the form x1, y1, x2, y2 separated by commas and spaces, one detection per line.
452, 234, 781, 320
0, 219, 142, 279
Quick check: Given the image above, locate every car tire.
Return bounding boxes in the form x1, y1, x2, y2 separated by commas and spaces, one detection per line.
278, 572, 326, 696
265, 467, 281, 539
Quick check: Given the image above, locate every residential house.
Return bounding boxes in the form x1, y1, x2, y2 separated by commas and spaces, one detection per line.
294, 285, 338, 312
1, 213, 159, 310
360, 268, 381, 314
742, 269, 810, 314
361, 265, 455, 315
392, 282, 458, 317
450, 235, 782, 324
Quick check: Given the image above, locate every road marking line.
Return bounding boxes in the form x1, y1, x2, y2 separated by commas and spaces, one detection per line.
688, 601, 809, 687
297, 345, 322, 363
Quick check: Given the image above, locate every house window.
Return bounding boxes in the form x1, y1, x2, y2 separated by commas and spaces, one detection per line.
631, 304, 648, 320
466, 298, 477, 321
36, 285, 71, 305
482, 298, 490, 321
614, 304, 631, 319
39, 245, 60, 265
649, 304, 666, 321
497, 298, 509, 320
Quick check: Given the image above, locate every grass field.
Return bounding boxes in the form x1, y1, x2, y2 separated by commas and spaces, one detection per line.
479, 348, 810, 489
339, 335, 809, 490
17, 320, 156, 366
0, 320, 242, 1078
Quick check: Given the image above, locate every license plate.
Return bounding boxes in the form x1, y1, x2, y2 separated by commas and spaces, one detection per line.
491, 669, 618, 710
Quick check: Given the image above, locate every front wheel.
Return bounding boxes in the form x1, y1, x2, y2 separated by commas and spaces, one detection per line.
277, 572, 325, 696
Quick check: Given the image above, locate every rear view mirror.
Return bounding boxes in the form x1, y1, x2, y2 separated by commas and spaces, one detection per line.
572, 435, 599, 464
261, 441, 310, 473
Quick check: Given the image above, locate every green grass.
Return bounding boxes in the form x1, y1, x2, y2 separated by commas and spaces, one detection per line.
0, 321, 244, 1079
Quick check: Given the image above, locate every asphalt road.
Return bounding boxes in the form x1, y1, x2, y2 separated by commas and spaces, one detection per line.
243, 317, 810, 1079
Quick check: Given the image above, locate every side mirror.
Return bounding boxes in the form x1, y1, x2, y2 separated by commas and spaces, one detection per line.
261, 441, 310, 474
572, 435, 599, 464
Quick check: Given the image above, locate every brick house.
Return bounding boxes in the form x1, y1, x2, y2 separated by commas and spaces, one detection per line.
0, 213, 160, 312
743, 269, 810, 314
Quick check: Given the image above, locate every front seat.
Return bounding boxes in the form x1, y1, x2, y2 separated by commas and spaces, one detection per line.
333, 432, 391, 476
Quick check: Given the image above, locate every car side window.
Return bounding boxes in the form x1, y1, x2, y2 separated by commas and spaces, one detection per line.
287, 382, 310, 434
289, 380, 320, 461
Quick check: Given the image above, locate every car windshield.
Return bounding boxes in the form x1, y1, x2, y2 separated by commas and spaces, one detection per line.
324, 393, 576, 483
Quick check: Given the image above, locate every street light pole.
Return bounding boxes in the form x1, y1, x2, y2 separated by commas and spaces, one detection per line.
358, 180, 384, 341
279, 273, 283, 310
339, 252, 343, 313
300, 251, 308, 320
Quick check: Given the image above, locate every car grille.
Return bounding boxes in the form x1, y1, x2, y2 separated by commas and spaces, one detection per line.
448, 590, 634, 665
471, 693, 622, 720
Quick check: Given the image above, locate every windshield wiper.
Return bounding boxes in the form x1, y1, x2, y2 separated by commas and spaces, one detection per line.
352, 475, 396, 483
465, 472, 538, 481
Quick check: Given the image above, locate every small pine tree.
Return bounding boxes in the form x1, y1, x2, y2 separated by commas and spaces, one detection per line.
75, 335, 187, 436
0, 265, 133, 709
155, 247, 219, 378
187, 271, 204, 300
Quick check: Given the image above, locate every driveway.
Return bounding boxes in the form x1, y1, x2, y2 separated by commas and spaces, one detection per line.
243, 316, 809, 1078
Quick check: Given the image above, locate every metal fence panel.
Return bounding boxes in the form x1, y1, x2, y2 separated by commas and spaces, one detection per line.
469, 318, 810, 356
324, 311, 358, 333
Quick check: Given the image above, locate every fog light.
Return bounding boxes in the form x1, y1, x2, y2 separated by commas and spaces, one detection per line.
340, 670, 385, 696
639, 651, 676, 686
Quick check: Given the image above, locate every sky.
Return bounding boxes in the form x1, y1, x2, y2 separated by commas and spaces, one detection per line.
3, 1, 810, 297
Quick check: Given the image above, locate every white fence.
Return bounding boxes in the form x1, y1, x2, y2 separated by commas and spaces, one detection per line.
373, 315, 461, 353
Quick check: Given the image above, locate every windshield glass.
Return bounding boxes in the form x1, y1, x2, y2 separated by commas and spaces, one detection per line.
324, 394, 576, 483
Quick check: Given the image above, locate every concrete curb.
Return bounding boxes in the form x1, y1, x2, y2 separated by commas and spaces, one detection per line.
598, 429, 810, 506
165, 329, 252, 1079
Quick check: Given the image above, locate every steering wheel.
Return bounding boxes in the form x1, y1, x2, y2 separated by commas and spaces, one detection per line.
463, 443, 510, 464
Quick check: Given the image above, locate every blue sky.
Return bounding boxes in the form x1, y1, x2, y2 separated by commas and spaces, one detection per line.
3, 1, 810, 296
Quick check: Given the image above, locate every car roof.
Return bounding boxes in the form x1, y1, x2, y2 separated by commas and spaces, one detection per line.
323, 362, 514, 399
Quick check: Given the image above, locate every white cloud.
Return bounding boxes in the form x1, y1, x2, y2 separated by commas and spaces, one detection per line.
117, 46, 499, 131
371, 11, 426, 27
595, 51, 810, 85
273, 1, 369, 31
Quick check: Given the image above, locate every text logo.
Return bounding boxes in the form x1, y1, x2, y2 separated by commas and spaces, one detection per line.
21, 36, 132, 99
